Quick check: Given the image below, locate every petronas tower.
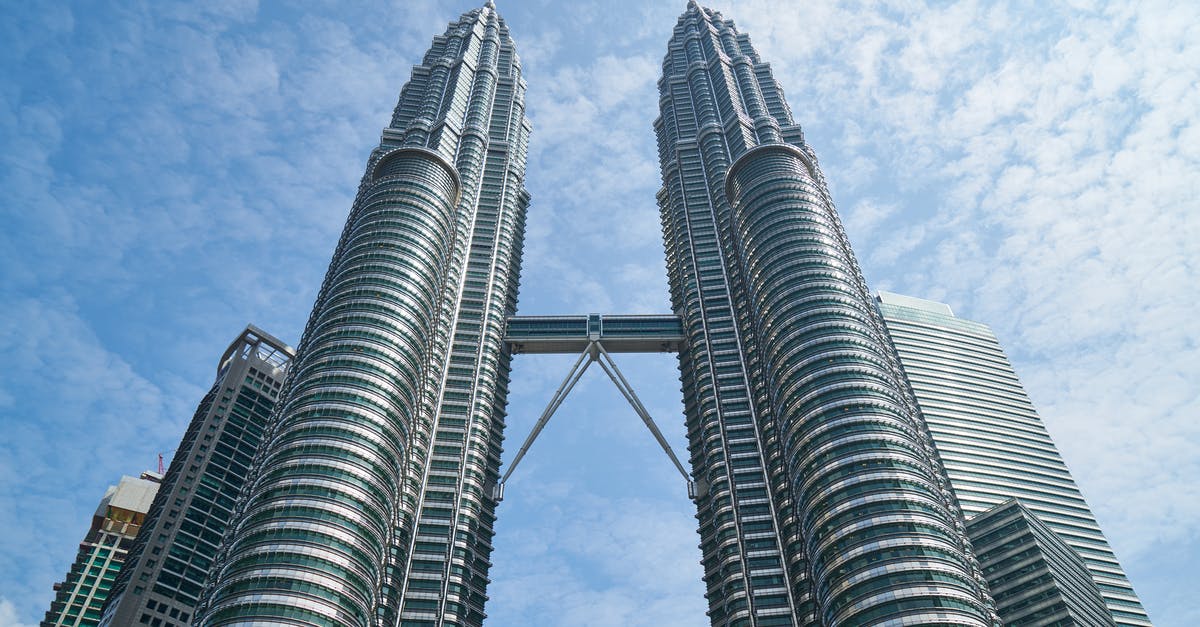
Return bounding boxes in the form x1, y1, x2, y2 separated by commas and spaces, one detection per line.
654, 3, 994, 625
171, 3, 1151, 627
196, 3, 529, 625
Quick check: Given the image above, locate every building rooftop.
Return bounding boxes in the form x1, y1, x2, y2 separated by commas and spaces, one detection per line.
877, 290, 955, 316
107, 475, 160, 514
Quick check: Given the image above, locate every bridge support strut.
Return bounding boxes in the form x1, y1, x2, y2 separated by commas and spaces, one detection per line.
494, 339, 703, 502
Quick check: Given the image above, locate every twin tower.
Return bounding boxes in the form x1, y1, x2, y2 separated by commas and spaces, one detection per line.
100, 3, 1144, 627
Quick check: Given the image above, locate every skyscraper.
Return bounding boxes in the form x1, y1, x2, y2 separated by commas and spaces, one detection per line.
653, 3, 993, 625
161, 3, 1152, 627
876, 291, 1152, 625
98, 326, 294, 627
966, 499, 1115, 626
42, 473, 161, 627
195, 3, 530, 626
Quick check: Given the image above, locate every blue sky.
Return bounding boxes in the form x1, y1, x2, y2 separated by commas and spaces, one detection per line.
1, 1, 1196, 625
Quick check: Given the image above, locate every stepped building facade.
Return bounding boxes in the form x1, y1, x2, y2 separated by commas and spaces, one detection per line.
966, 499, 1116, 627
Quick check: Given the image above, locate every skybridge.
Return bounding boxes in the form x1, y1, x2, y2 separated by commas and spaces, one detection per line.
497, 313, 705, 501
505, 313, 685, 354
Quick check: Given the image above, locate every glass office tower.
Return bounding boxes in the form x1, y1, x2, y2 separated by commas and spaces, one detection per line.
655, 4, 994, 625
195, 3, 529, 626
99, 326, 294, 627
42, 473, 161, 627
967, 499, 1115, 626
876, 291, 1152, 626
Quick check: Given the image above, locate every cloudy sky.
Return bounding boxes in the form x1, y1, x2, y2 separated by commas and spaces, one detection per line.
1, 0, 1196, 625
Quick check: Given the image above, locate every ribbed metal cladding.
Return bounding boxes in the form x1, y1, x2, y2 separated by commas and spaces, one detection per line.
966, 500, 1116, 627
726, 145, 990, 626
200, 149, 459, 627
877, 293, 1152, 626
658, 4, 994, 625
197, 4, 529, 626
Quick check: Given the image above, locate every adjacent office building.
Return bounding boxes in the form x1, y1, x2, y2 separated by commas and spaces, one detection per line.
967, 499, 1115, 626
876, 291, 1152, 626
195, 3, 530, 625
98, 326, 294, 627
42, 473, 161, 627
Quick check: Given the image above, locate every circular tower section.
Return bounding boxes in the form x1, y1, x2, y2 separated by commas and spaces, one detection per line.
726, 144, 990, 626
200, 148, 459, 627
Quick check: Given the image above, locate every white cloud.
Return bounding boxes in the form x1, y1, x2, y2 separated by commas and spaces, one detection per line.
0, 293, 193, 622
519, 46, 665, 314
843, 198, 898, 243
489, 490, 706, 627
0, 598, 37, 627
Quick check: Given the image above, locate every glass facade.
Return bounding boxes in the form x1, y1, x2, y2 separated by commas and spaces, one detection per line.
43, 474, 161, 627
505, 314, 685, 354
98, 326, 293, 627
967, 499, 1115, 626
877, 291, 1152, 626
655, 4, 993, 625
194, 4, 530, 626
